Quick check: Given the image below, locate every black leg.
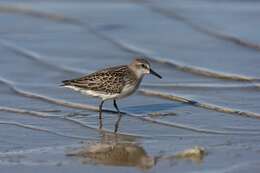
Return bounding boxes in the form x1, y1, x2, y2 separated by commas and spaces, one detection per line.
113, 100, 122, 133
113, 100, 120, 113
99, 100, 104, 119
99, 100, 104, 129
114, 114, 122, 133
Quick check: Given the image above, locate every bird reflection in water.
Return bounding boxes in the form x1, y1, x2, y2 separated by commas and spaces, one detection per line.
67, 133, 206, 170
67, 133, 154, 170
98, 109, 122, 133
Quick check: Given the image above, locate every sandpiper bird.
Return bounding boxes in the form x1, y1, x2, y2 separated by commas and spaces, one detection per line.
62, 57, 162, 131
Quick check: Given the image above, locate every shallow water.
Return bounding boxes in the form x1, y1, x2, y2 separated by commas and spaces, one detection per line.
0, 0, 260, 173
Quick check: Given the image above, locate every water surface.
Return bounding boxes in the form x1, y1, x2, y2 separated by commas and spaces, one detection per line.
0, 0, 260, 173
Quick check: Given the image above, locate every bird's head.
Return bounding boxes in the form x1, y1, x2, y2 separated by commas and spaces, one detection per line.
130, 57, 162, 79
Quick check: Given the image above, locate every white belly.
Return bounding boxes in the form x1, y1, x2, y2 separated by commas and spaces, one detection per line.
117, 83, 139, 99
63, 85, 120, 100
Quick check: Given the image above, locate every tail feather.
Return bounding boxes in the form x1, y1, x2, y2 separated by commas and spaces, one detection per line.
60, 80, 72, 86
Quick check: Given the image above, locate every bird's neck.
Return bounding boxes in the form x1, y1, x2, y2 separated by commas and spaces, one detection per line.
128, 65, 145, 80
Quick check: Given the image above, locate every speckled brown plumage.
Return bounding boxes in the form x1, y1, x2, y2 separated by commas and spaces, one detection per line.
61, 58, 161, 132
62, 65, 137, 94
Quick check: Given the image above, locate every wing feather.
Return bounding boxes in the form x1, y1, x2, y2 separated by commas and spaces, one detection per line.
62, 65, 136, 94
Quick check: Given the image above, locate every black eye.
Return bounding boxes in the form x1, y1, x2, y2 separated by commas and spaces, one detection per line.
141, 64, 146, 68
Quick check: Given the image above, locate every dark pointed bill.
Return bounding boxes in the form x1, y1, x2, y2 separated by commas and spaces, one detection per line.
150, 68, 162, 79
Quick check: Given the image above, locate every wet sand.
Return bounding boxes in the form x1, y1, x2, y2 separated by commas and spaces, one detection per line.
0, 0, 260, 172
